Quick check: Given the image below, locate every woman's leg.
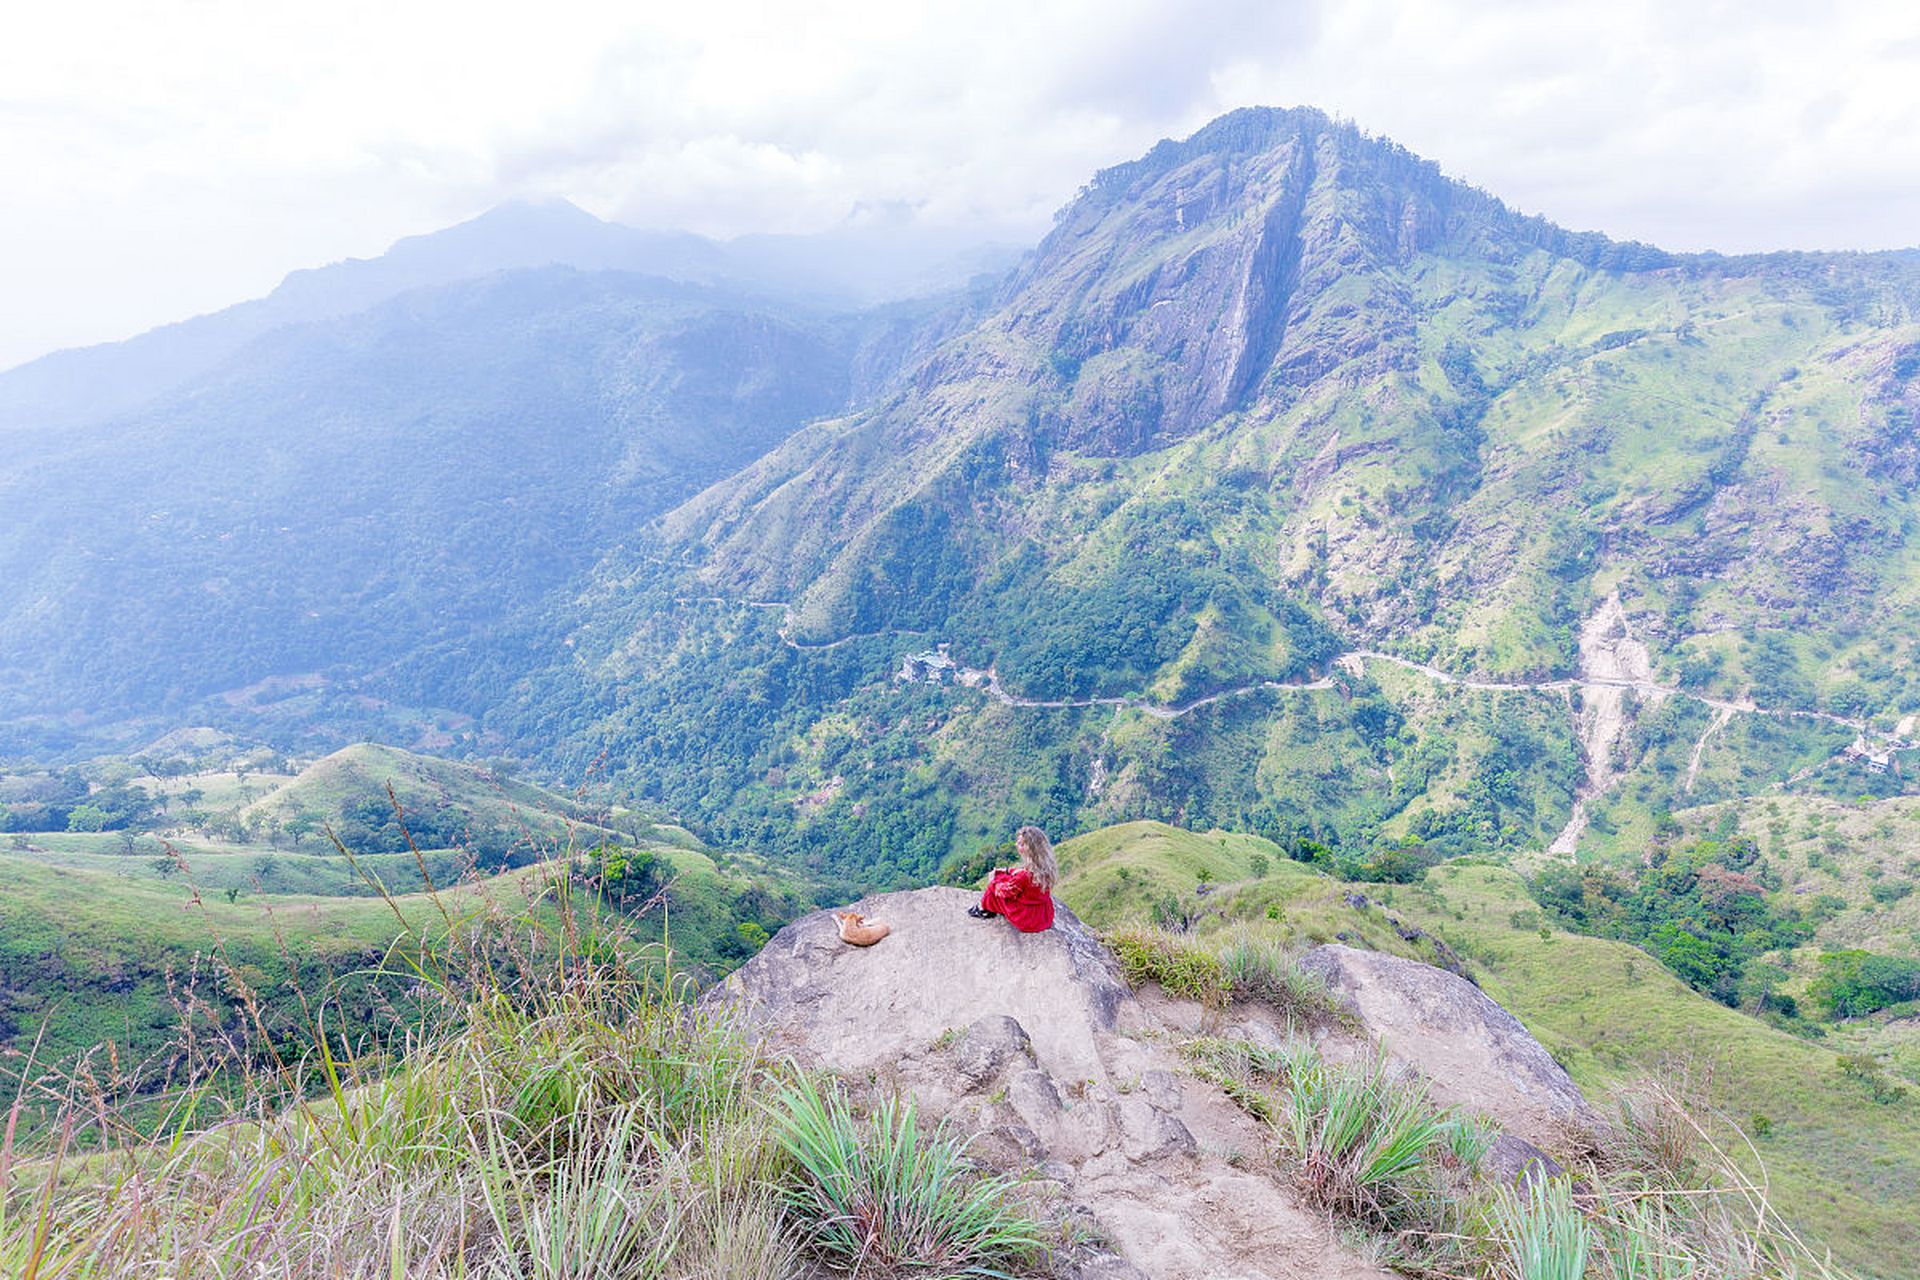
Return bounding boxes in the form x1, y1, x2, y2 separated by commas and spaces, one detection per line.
978, 871, 1005, 914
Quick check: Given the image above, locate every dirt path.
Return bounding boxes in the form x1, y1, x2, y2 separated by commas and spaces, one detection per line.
1685, 706, 1735, 795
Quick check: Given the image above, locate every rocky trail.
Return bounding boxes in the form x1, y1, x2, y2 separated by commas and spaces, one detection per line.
710, 888, 1594, 1280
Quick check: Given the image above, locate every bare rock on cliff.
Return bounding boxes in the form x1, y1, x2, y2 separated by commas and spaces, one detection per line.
714, 886, 1128, 1083
1301, 942, 1602, 1147
712, 892, 1601, 1277
711, 887, 1394, 1280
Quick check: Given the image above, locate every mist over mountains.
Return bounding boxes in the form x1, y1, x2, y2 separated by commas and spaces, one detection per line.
0, 200, 1020, 433
6, 103, 1920, 1277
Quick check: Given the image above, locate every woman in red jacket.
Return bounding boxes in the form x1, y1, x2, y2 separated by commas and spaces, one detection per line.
969, 825, 1057, 932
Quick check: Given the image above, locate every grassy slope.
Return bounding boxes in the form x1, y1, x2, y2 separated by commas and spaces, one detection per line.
238, 742, 612, 837
1053, 820, 1920, 1278
1674, 794, 1920, 957
0, 746, 815, 1072
0, 855, 513, 1072
1408, 863, 1920, 1278
0, 826, 810, 1073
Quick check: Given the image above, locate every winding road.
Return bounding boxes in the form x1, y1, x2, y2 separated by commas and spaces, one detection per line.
676, 594, 1909, 854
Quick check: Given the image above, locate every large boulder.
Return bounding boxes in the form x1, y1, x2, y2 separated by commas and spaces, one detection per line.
710, 886, 1129, 1083
1301, 943, 1602, 1145
708, 888, 1396, 1280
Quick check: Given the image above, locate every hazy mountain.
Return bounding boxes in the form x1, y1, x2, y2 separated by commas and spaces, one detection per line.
0, 200, 1019, 435
0, 202, 717, 434
7, 106, 1919, 866
0, 267, 971, 740
517, 106, 1920, 879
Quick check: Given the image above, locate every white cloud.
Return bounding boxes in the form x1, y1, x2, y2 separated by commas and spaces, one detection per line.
4, 0, 1919, 368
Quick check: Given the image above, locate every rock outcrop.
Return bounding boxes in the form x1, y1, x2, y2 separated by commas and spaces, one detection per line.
713, 888, 1595, 1279
1301, 943, 1603, 1148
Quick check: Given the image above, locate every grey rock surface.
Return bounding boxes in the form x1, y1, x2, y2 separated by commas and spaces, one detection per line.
1301, 943, 1601, 1144
708, 887, 1395, 1280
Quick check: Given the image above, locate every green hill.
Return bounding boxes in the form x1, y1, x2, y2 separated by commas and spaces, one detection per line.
0, 745, 814, 1081
1049, 820, 1919, 1278
239, 742, 618, 850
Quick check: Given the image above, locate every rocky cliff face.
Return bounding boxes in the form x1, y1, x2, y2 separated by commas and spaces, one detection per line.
710, 887, 1595, 1279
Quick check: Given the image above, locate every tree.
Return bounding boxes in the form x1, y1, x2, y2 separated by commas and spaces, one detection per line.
66, 803, 110, 833
284, 813, 318, 848
590, 845, 663, 904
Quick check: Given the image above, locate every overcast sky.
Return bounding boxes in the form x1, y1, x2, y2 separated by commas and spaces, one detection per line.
5, 0, 1920, 370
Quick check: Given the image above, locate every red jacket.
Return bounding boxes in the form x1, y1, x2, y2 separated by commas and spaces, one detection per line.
981, 867, 1055, 932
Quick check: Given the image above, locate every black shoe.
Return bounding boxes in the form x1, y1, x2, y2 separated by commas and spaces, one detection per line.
967, 906, 995, 919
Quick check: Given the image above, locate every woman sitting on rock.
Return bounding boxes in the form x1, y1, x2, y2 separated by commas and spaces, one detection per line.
968, 825, 1057, 932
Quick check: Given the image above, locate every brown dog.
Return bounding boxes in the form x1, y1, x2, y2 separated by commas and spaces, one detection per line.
831, 910, 891, 946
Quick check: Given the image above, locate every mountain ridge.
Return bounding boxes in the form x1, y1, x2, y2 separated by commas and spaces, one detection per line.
0, 198, 1019, 435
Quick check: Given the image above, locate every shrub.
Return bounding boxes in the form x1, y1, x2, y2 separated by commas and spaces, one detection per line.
1835, 1052, 1909, 1104
1109, 925, 1345, 1024
1108, 926, 1233, 1007
1809, 949, 1920, 1018
1211, 926, 1345, 1027
1490, 1175, 1591, 1280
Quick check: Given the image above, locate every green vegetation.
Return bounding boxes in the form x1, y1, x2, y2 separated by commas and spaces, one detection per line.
472, 109, 1920, 887
771, 1077, 1046, 1276
0, 744, 811, 1078
1179, 994, 1841, 1280
1533, 834, 1815, 1008
1810, 950, 1920, 1018
1276, 1044, 1481, 1229
1051, 820, 1917, 1276
0, 898, 1050, 1279
1107, 922, 1344, 1026
1412, 863, 1920, 1276
0, 268, 902, 745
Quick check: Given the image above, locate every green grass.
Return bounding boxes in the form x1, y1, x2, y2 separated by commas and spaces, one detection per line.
1676, 794, 1920, 957
1053, 819, 1912, 1277
1277, 1044, 1479, 1229
239, 742, 619, 839
0, 852, 537, 1085
0, 787, 813, 1082
0, 887, 1054, 1280
1056, 821, 1446, 962
1106, 921, 1346, 1026
1404, 862, 1920, 1279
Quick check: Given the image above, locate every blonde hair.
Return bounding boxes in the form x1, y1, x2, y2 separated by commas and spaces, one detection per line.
1015, 825, 1058, 891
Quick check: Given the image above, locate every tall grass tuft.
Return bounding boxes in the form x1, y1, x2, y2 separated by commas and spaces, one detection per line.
771, 1074, 1045, 1277
1107, 926, 1234, 1008
1108, 924, 1345, 1026
1492, 1176, 1592, 1280
1212, 926, 1346, 1027
1280, 1051, 1464, 1226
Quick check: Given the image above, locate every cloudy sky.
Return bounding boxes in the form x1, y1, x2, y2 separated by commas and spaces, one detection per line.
5, 0, 1920, 369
